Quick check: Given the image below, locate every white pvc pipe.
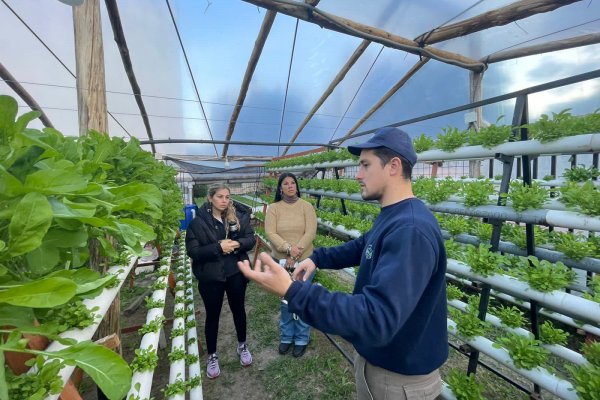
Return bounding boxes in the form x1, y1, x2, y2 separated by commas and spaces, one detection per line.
167, 285, 187, 400
447, 320, 577, 399
491, 291, 600, 337
184, 258, 203, 400
419, 133, 600, 162
127, 264, 170, 399
448, 299, 587, 365
448, 259, 600, 324
41, 258, 137, 400
440, 383, 458, 400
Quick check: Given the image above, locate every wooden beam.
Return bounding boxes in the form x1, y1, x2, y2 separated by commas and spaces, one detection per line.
482, 32, 600, 64
104, 0, 156, 153
0, 62, 54, 128
241, 0, 484, 71
338, 58, 429, 143
281, 40, 371, 156
222, 10, 277, 158
73, 0, 108, 136
415, 0, 582, 46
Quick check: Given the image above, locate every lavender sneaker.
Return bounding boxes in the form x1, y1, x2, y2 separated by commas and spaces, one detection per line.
237, 343, 253, 366
206, 353, 220, 379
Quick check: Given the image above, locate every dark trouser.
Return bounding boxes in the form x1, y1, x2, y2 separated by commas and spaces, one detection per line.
354, 353, 442, 400
197, 272, 248, 354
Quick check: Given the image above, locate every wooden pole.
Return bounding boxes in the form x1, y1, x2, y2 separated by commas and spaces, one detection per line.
0, 62, 54, 128
415, 0, 581, 46
241, 0, 484, 71
73, 0, 108, 137
469, 71, 484, 178
281, 40, 371, 156
339, 58, 429, 142
73, 0, 120, 357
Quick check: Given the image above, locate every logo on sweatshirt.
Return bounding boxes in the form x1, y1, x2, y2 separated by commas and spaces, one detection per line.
365, 244, 373, 260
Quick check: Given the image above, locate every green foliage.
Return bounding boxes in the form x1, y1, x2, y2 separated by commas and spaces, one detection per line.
436, 126, 468, 152
505, 181, 548, 211
516, 256, 575, 292
130, 346, 158, 372
139, 315, 165, 335
413, 177, 459, 204
445, 369, 485, 400
170, 326, 186, 338
493, 305, 525, 328
564, 165, 600, 182
528, 108, 600, 143
468, 117, 512, 149
462, 180, 494, 207
35, 299, 98, 333
465, 244, 503, 277
444, 239, 466, 262
471, 221, 492, 243
412, 133, 435, 153
539, 321, 568, 345
163, 376, 188, 397
264, 149, 356, 169
448, 307, 488, 339
566, 364, 600, 400
585, 274, 600, 303
168, 346, 187, 363
554, 232, 595, 260
6, 358, 64, 400
314, 270, 353, 293
443, 215, 470, 237
496, 333, 549, 370
559, 181, 600, 216
446, 283, 464, 301
582, 341, 600, 367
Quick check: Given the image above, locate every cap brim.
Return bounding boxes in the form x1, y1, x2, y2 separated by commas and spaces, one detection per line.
347, 142, 380, 156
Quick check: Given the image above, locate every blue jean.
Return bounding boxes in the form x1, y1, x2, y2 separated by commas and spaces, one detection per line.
279, 263, 314, 345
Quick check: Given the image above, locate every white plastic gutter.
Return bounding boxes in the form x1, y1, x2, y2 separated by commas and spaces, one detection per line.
491, 291, 600, 337
441, 230, 600, 273
127, 263, 170, 399
167, 279, 187, 400
448, 259, 600, 324
184, 257, 203, 400
448, 299, 587, 366
419, 133, 600, 162
447, 320, 577, 399
40, 257, 137, 400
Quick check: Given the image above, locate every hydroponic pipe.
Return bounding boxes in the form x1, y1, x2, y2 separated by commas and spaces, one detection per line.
491, 291, 600, 337
168, 283, 187, 400
309, 189, 600, 231
448, 260, 600, 324
448, 299, 587, 366
184, 262, 203, 400
440, 383, 458, 400
445, 195, 568, 212
41, 258, 137, 400
419, 133, 600, 162
447, 320, 577, 399
127, 263, 170, 399
441, 231, 600, 273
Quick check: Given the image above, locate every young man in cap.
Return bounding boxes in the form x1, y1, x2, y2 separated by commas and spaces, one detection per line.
239, 126, 448, 399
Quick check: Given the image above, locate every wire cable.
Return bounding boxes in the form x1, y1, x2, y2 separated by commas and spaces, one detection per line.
165, 0, 219, 156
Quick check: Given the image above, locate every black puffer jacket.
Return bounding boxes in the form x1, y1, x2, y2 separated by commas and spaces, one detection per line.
185, 201, 256, 282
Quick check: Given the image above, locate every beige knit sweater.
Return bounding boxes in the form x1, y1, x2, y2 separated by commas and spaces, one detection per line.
265, 198, 317, 261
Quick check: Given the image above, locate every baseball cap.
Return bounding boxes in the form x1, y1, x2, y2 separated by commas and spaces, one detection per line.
347, 127, 418, 166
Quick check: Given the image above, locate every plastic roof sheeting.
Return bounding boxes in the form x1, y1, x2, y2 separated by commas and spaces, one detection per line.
1, 0, 599, 167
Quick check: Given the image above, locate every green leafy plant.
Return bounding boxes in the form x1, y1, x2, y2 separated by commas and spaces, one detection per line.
566, 364, 600, 400
554, 232, 596, 261
445, 368, 485, 400
462, 180, 494, 207
145, 296, 165, 309
35, 299, 98, 333
448, 306, 488, 339
130, 346, 159, 372
516, 256, 575, 292
170, 326, 186, 338
436, 126, 468, 152
412, 133, 435, 153
539, 321, 568, 345
584, 274, 600, 303
444, 239, 466, 262
559, 181, 600, 216
582, 341, 600, 367
168, 346, 187, 363
444, 215, 470, 237
505, 181, 548, 211
563, 165, 600, 182
471, 221, 492, 243
493, 305, 525, 328
6, 358, 64, 400
163, 375, 188, 397
446, 284, 464, 301
465, 244, 503, 277
527, 108, 576, 143
496, 333, 549, 370
468, 117, 512, 149
138, 315, 165, 335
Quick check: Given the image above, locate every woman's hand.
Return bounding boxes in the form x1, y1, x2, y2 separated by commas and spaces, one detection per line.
290, 245, 303, 260
220, 239, 239, 255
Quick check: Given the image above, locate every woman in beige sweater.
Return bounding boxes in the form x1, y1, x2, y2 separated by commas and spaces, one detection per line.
265, 172, 317, 357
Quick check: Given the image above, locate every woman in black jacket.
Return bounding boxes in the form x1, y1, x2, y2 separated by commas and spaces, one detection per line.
185, 184, 256, 379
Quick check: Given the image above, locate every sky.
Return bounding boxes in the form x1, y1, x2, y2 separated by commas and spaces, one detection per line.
1, 0, 599, 167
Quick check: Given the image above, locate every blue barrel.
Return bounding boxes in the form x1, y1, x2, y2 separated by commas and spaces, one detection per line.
180, 204, 198, 230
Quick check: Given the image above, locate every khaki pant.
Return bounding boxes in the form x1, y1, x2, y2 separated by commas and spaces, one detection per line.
354, 353, 441, 400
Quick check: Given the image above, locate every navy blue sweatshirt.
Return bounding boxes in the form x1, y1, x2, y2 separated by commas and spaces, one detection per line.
285, 198, 448, 375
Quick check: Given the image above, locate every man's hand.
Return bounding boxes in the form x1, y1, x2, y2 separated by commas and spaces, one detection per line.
292, 258, 316, 281
238, 252, 293, 297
